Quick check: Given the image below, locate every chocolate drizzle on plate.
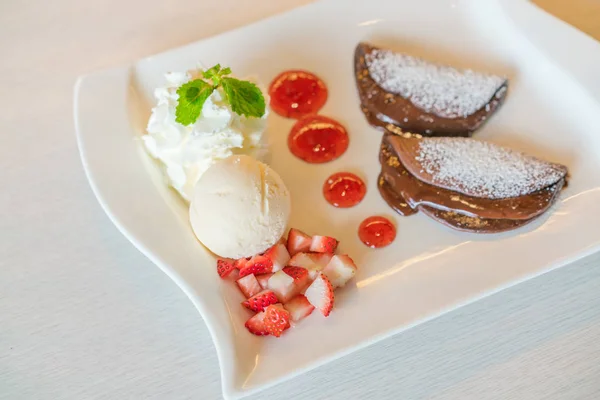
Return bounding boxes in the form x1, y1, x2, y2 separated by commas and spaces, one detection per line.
355, 42, 508, 137
378, 134, 568, 233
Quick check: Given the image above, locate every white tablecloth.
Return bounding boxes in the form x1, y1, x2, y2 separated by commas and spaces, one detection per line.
2, 0, 600, 398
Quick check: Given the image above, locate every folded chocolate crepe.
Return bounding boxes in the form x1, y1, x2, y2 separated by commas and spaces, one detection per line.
378, 134, 568, 233
355, 42, 508, 137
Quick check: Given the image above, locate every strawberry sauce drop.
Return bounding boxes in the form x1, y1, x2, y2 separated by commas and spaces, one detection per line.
323, 172, 366, 208
358, 216, 396, 248
269, 70, 328, 119
288, 115, 349, 164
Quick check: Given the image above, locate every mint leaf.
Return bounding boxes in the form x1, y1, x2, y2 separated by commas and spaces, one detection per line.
221, 77, 265, 118
175, 79, 214, 125
202, 64, 221, 80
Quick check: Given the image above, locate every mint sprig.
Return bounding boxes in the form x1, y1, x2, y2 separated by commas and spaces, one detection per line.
175, 64, 265, 126
175, 80, 214, 126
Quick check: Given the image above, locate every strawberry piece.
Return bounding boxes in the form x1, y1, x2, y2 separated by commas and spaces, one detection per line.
263, 304, 291, 337
236, 274, 262, 298
263, 243, 290, 272
288, 252, 318, 268
282, 266, 310, 290
245, 311, 269, 336
238, 255, 273, 278
284, 294, 315, 322
242, 290, 279, 312
289, 252, 332, 280
308, 252, 333, 268
287, 228, 312, 256
322, 254, 357, 288
267, 270, 298, 303
217, 259, 236, 278
255, 273, 273, 289
234, 257, 249, 270
305, 273, 334, 316
309, 235, 338, 253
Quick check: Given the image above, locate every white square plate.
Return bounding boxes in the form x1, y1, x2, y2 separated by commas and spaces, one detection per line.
74, 0, 600, 398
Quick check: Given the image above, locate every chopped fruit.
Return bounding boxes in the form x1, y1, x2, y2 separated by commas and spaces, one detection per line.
256, 273, 273, 289
305, 273, 334, 317
289, 252, 332, 280
217, 259, 236, 278
284, 294, 315, 322
267, 270, 298, 303
263, 304, 291, 337
234, 257, 249, 270
238, 255, 273, 278
245, 311, 269, 336
263, 243, 290, 272
236, 274, 262, 298
310, 235, 338, 253
322, 254, 357, 288
282, 266, 310, 290
287, 228, 312, 255
288, 252, 318, 268
225, 227, 359, 338
308, 252, 333, 268
306, 252, 334, 279
242, 290, 279, 312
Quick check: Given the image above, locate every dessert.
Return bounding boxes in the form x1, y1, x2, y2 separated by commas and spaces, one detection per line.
189, 155, 291, 259
288, 115, 349, 163
378, 134, 568, 233
143, 64, 268, 201
216, 228, 358, 337
354, 42, 508, 137
358, 216, 397, 248
269, 70, 328, 118
323, 172, 366, 208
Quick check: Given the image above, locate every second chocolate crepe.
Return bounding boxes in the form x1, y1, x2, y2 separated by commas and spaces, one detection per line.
378, 134, 568, 233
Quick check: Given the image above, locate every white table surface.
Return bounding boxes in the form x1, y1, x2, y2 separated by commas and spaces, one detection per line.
2, 0, 600, 399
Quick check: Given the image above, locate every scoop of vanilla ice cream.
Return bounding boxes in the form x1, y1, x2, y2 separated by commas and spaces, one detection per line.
189, 155, 291, 259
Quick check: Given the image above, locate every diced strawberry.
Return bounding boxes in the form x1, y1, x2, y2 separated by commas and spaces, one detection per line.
242, 290, 279, 312
288, 252, 318, 269
309, 235, 338, 253
282, 266, 310, 290
217, 259, 236, 278
263, 243, 290, 272
289, 252, 331, 280
234, 257, 249, 270
283, 294, 315, 322
308, 252, 333, 268
245, 311, 269, 336
256, 273, 273, 289
286, 228, 312, 256
238, 255, 273, 278
263, 304, 291, 337
267, 270, 298, 303
322, 254, 357, 288
305, 273, 334, 317
236, 274, 262, 298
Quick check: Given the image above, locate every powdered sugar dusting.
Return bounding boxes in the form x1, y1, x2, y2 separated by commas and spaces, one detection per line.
415, 138, 567, 199
365, 49, 506, 119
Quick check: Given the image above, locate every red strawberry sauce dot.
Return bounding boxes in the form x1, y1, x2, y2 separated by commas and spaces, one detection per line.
268, 70, 328, 119
288, 115, 349, 164
358, 216, 396, 248
323, 172, 366, 208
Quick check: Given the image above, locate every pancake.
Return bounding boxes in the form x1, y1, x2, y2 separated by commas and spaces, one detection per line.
355, 42, 508, 137
378, 134, 568, 233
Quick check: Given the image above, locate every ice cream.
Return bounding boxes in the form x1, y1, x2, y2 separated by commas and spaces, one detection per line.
143, 70, 269, 201
189, 155, 291, 259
